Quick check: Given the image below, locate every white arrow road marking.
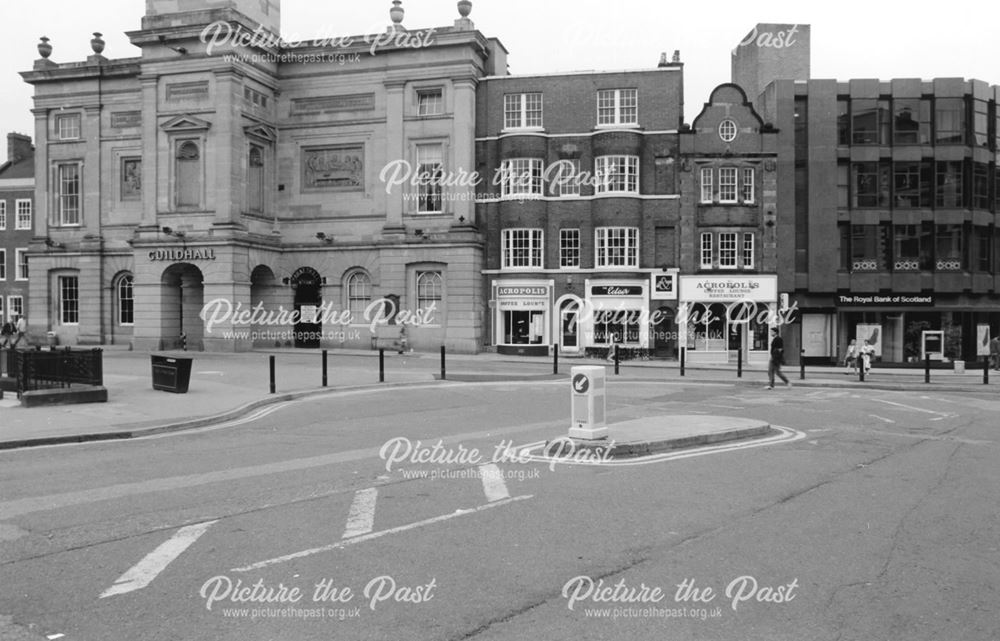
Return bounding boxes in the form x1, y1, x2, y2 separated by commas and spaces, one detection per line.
100, 520, 218, 598
478, 464, 510, 502
342, 488, 378, 539
233, 495, 533, 572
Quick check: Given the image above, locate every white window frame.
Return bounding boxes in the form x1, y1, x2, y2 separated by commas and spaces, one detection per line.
503, 93, 543, 130
700, 232, 713, 269
346, 271, 372, 323
700, 168, 713, 203
417, 88, 444, 117
552, 159, 581, 197
0, 200, 6, 230
7, 295, 23, 322
416, 271, 444, 311
415, 143, 444, 213
743, 233, 755, 269
56, 113, 81, 140
559, 228, 581, 269
595, 227, 639, 269
719, 232, 738, 268
597, 89, 638, 126
118, 275, 135, 326
500, 159, 543, 198
719, 119, 738, 142
15, 199, 32, 230
0, 249, 5, 281
55, 162, 82, 226
59, 275, 80, 325
15, 248, 28, 281
595, 155, 639, 194
718, 167, 738, 203
741, 167, 755, 204
501, 228, 544, 270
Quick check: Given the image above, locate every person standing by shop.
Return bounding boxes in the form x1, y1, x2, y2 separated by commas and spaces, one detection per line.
11, 314, 28, 348
844, 339, 858, 375
766, 328, 790, 390
860, 340, 875, 378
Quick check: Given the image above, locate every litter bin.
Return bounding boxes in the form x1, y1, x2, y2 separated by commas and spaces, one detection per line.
47, 331, 59, 348
151, 354, 193, 393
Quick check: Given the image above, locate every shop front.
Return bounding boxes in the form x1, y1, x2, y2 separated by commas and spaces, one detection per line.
581, 280, 651, 353
678, 275, 778, 365
493, 280, 553, 356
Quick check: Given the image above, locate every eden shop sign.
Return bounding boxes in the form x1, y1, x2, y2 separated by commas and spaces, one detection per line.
837, 294, 935, 307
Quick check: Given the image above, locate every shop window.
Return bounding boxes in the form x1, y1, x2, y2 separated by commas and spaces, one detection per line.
597, 89, 638, 126
852, 162, 890, 208
56, 162, 81, 226
935, 161, 964, 208
593, 309, 640, 345
499, 159, 543, 198
595, 156, 638, 194
501, 228, 543, 269
595, 227, 638, 268
503, 310, 545, 345
417, 88, 444, 117
504, 93, 542, 129
559, 229, 580, 268
59, 275, 79, 325
416, 144, 444, 212
972, 163, 990, 210
699, 168, 713, 203
973, 99, 989, 147
893, 161, 932, 208
687, 303, 727, 352
935, 98, 966, 144
893, 99, 930, 145
851, 99, 889, 145
551, 159, 581, 197
934, 224, 964, 271
247, 145, 265, 213
118, 274, 134, 326
346, 271, 372, 319
175, 140, 201, 208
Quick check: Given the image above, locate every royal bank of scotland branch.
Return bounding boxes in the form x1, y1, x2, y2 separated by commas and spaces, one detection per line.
16, 2, 1000, 366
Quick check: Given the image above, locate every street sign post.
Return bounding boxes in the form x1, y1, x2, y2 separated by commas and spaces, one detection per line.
568, 366, 608, 440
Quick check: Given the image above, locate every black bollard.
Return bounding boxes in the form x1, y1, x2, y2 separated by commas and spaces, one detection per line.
322, 349, 328, 387
553, 344, 559, 375
614, 344, 620, 375
680, 347, 686, 377
859, 358, 865, 383
925, 355, 930, 384
984, 357, 989, 385
440, 345, 446, 381
379, 349, 385, 383
800, 349, 806, 380
737, 347, 743, 378
269, 355, 276, 394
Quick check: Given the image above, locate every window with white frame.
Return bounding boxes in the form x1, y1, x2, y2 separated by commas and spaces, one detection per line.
347, 272, 372, 320
417, 88, 444, 116
499, 159, 543, 198
416, 271, 443, 311
595, 156, 639, 194
719, 168, 738, 203
0, 297, 3, 322
597, 89, 638, 126
15, 249, 28, 281
700, 233, 713, 268
56, 163, 81, 226
501, 228, 543, 269
719, 232, 738, 268
416, 144, 444, 212
560, 229, 581, 268
8, 296, 22, 321
15, 198, 31, 229
118, 275, 134, 325
551, 159, 581, 197
504, 93, 543, 129
0, 201, 5, 229
0, 249, 5, 280
740, 167, 755, 203
596, 227, 638, 268
56, 113, 81, 140
700, 168, 713, 203
742, 233, 755, 269
59, 275, 79, 324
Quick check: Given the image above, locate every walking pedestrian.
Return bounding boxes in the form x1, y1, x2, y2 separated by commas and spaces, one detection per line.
10, 314, 27, 348
860, 340, 875, 378
844, 339, 858, 375
990, 336, 1000, 371
0, 318, 13, 348
765, 328, 790, 390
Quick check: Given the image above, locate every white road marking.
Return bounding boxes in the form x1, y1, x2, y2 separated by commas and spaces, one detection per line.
46, 635, 65, 640
478, 464, 510, 502
342, 488, 378, 539
233, 495, 533, 572
871, 398, 955, 418
100, 520, 218, 598
869, 415, 896, 424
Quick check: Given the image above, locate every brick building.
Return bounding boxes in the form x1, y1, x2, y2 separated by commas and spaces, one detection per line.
19, 0, 504, 353
0, 134, 34, 327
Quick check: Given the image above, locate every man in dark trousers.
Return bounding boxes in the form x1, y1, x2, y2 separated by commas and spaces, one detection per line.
766, 327, 791, 390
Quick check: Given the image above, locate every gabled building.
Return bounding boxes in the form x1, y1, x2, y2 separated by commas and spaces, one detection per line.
0, 133, 34, 326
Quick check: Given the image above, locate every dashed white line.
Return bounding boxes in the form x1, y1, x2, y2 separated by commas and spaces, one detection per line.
342, 488, 378, 539
233, 495, 533, 572
478, 464, 510, 502
869, 415, 896, 424
100, 520, 218, 598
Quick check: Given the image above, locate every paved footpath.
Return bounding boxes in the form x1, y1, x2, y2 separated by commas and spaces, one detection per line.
0, 346, 996, 448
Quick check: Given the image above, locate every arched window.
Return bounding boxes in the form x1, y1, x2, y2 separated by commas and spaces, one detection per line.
118, 274, 134, 326
416, 271, 442, 310
176, 140, 201, 207
347, 272, 372, 318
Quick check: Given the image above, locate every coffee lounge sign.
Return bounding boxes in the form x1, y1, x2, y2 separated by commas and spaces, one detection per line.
148, 248, 218, 262
679, 276, 777, 302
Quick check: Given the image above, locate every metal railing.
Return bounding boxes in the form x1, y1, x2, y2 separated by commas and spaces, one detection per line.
12, 348, 104, 397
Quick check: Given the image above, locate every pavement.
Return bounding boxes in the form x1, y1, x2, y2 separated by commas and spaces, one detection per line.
0, 345, 996, 450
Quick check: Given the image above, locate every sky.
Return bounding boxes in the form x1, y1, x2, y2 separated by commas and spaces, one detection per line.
1, 0, 998, 163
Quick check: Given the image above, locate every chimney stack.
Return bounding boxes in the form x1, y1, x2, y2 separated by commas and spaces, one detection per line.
7, 133, 33, 164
